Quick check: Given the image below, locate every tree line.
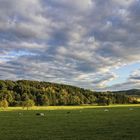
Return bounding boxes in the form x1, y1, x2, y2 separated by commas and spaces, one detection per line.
0, 80, 138, 108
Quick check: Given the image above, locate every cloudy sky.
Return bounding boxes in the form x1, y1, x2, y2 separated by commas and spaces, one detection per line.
0, 0, 140, 91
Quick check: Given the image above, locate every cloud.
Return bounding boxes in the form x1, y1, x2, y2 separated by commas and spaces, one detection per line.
0, 0, 140, 90
44, 0, 94, 13
105, 69, 140, 91
113, 0, 135, 7
129, 69, 140, 81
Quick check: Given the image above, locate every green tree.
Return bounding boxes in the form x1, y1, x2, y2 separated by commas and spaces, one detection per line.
38, 94, 50, 106
0, 81, 6, 90
0, 90, 14, 105
5, 80, 15, 90
88, 95, 97, 104
0, 99, 8, 109
97, 96, 110, 106
21, 93, 29, 101
22, 99, 35, 110
71, 96, 81, 105
59, 89, 69, 105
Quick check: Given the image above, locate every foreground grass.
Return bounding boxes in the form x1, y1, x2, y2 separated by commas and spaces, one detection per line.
0, 105, 140, 140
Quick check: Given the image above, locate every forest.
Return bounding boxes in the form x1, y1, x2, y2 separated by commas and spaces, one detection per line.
0, 80, 138, 107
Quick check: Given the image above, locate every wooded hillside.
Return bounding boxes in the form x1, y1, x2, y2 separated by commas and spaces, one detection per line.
0, 80, 138, 107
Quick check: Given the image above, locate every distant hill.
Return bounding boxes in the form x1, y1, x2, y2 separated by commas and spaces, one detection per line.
0, 80, 139, 106
114, 89, 140, 96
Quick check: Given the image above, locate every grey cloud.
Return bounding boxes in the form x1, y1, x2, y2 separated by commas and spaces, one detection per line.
129, 69, 140, 81
0, 0, 140, 90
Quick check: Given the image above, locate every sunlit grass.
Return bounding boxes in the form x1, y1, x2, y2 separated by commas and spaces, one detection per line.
0, 104, 139, 111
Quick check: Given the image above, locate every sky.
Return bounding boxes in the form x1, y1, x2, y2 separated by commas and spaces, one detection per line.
0, 0, 140, 91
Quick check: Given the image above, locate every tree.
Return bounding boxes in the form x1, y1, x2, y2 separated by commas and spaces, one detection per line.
21, 93, 29, 101
36, 94, 50, 106
97, 96, 110, 106
70, 96, 81, 105
0, 99, 8, 109
0, 90, 14, 105
5, 80, 15, 90
22, 99, 35, 110
0, 81, 6, 90
59, 89, 69, 105
88, 95, 97, 104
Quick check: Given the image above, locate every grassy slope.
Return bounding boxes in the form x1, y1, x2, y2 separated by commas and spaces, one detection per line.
0, 105, 140, 140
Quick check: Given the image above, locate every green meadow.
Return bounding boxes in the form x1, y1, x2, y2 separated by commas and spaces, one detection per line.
0, 105, 140, 140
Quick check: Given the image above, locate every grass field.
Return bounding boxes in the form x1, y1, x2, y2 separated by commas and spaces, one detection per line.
0, 105, 140, 140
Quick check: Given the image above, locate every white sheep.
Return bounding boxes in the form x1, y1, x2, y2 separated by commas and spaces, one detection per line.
36, 113, 45, 116
104, 109, 109, 112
